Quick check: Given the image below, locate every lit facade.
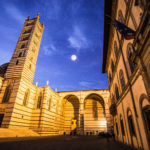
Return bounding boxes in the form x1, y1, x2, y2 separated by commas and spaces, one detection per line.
0, 15, 111, 136
103, 0, 150, 150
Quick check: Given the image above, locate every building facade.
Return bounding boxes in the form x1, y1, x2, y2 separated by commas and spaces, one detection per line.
103, 0, 150, 150
0, 15, 112, 136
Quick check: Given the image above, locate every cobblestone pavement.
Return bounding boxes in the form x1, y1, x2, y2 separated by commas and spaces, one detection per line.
0, 136, 136, 150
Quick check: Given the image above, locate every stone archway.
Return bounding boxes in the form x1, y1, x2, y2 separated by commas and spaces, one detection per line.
62, 95, 80, 135
84, 93, 106, 135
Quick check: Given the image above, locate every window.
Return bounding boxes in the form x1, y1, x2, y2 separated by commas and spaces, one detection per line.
143, 106, 150, 135
111, 60, 115, 73
37, 92, 42, 109
22, 36, 29, 41
134, 0, 139, 6
115, 84, 119, 100
128, 115, 136, 136
2, 85, 11, 103
26, 22, 35, 26
16, 60, 19, 65
119, 69, 125, 90
114, 41, 119, 59
18, 52, 22, 57
23, 50, 26, 57
127, 43, 136, 73
21, 44, 25, 49
120, 119, 125, 136
23, 89, 30, 106
108, 73, 112, 84
118, 10, 124, 23
23, 29, 32, 34
116, 122, 119, 135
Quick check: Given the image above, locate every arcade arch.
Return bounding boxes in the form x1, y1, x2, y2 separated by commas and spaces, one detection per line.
61, 95, 80, 134
84, 93, 107, 134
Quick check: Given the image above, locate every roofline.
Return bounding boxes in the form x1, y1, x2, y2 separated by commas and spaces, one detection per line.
57, 88, 109, 93
102, 0, 113, 73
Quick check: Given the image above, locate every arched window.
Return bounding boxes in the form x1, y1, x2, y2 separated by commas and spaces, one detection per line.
118, 10, 124, 23
18, 52, 22, 57
142, 106, 150, 136
127, 110, 136, 136
115, 84, 119, 100
127, 43, 136, 73
2, 85, 11, 103
23, 89, 30, 106
120, 116, 125, 136
111, 60, 115, 73
114, 41, 119, 58
37, 92, 42, 109
119, 69, 125, 90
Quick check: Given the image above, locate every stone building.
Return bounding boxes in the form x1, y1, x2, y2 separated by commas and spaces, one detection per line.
0, 14, 111, 136
103, 0, 150, 150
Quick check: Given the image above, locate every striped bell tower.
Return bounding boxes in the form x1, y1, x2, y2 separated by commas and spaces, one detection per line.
5, 14, 44, 83
0, 14, 44, 128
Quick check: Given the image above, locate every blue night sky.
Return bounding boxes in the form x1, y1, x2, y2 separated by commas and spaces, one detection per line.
0, 0, 108, 91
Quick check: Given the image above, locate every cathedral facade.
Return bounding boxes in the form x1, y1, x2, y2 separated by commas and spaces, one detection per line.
0, 14, 111, 136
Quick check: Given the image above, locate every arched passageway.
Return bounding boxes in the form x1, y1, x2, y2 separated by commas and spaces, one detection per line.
84, 94, 106, 135
62, 95, 80, 134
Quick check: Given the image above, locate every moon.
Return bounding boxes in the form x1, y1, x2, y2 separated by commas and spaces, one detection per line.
71, 55, 77, 61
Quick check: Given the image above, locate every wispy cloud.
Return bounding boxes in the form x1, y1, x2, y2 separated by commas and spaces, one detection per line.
42, 44, 56, 56
68, 25, 89, 51
79, 81, 92, 87
4, 4, 25, 23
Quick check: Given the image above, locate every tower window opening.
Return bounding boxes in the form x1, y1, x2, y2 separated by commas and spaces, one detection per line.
22, 36, 29, 41
16, 60, 19, 65
2, 85, 11, 103
23, 29, 32, 34
21, 44, 25, 49
23, 50, 26, 57
18, 52, 22, 57
26, 22, 35, 26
